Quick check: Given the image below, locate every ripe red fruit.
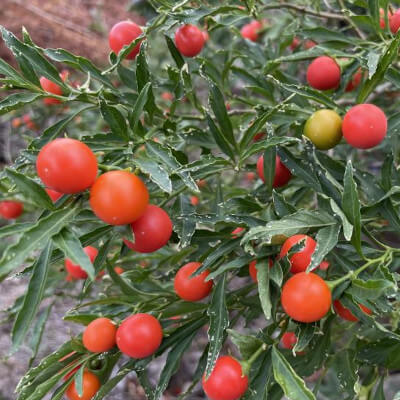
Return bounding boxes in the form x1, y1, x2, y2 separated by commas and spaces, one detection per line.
66, 371, 100, 400
307, 56, 341, 91
197, 179, 207, 188
89, 171, 149, 225
109, 21, 143, 60
36, 138, 98, 194
380, 8, 393, 29
319, 260, 330, 271
202, 356, 248, 400
345, 69, 362, 92
281, 332, 297, 349
290, 37, 301, 50
240, 21, 260, 42
174, 262, 213, 302
116, 313, 163, 358
390, 10, 400, 33
65, 246, 98, 280
257, 155, 292, 188
40, 76, 63, 105
280, 234, 316, 274
281, 272, 331, 323
202, 30, 210, 42
249, 259, 273, 283
45, 188, 63, 203
190, 195, 199, 206
161, 92, 173, 101
245, 172, 256, 182
114, 266, 124, 275
175, 24, 205, 57
333, 300, 372, 322
342, 104, 387, 149
11, 117, 22, 128
124, 205, 173, 253
304, 40, 317, 49
253, 132, 265, 142
0, 201, 23, 219
231, 227, 245, 238
82, 317, 117, 353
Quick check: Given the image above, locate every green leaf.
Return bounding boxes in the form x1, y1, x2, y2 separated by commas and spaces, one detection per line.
332, 350, 358, 398
227, 330, 264, 360
293, 324, 316, 353
133, 157, 172, 193
75, 365, 85, 398
349, 279, 394, 300
99, 100, 128, 141
175, 195, 196, 248
307, 224, 340, 272
129, 82, 151, 134
262, 145, 276, 196
0, 206, 78, 280
373, 376, 386, 400
5, 168, 54, 210
0, 222, 33, 239
11, 242, 52, 352
205, 274, 229, 378
357, 31, 400, 103
342, 161, 362, 255
0, 92, 42, 115
0, 58, 32, 88
207, 115, 236, 160
257, 260, 272, 320
165, 35, 185, 69
271, 346, 315, 400
52, 228, 95, 280
329, 199, 353, 241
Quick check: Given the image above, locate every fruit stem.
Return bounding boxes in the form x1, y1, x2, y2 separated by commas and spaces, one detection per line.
241, 343, 267, 375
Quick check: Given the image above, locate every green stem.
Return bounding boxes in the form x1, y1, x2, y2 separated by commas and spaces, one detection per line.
241, 343, 267, 375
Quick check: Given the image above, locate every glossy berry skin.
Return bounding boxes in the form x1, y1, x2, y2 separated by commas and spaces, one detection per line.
249, 259, 273, 283
66, 371, 100, 400
82, 318, 117, 353
319, 260, 330, 271
390, 10, 400, 33
190, 196, 199, 206
290, 37, 301, 50
124, 205, 173, 253
281, 272, 332, 323
280, 235, 316, 274
333, 300, 372, 322
304, 109, 342, 150
175, 24, 205, 57
380, 8, 393, 29
40, 76, 63, 105
281, 332, 297, 349
240, 22, 259, 42
342, 104, 387, 149
174, 262, 213, 302
116, 313, 163, 358
307, 56, 341, 91
65, 246, 98, 280
231, 227, 245, 238
109, 21, 143, 60
345, 69, 362, 92
202, 356, 248, 400
256, 155, 292, 188
45, 188, 63, 203
36, 138, 98, 194
89, 171, 149, 225
0, 201, 23, 219
304, 40, 317, 49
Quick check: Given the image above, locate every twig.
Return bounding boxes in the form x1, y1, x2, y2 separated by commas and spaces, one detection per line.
261, 3, 346, 20
337, 0, 366, 40
8, 0, 96, 39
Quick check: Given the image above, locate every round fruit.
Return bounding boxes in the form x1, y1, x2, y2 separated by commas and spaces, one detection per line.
342, 104, 387, 149
281, 332, 297, 349
240, 22, 259, 42
89, 171, 149, 225
116, 313, 163, 358
279, 234, 316, 274
114, 266, 124, 275
390, 10, 400, 33
249, 259, 273, 283
290, 37, 301, 50
345, 69, 362, 92
11, 117, 21, 128
319, 260, 330, 271
333, 300, 372, 322
380, 8, 393, 29
256, 155, 292, 188
36, 138, 98, 194
0, 201, 23, 219
82, 317, 117, 353
175, 24, 205, 57
202, 356, 248, 400
253, 132, 265, 141
304, 40, 317, 49
45, 188, 63, 203
307, 56, 341, 91
65, 371, 100, 400
231, 227, 245, 238
40, 76, 63, 105
65, 246, 98, 280
109, 21, 143, 60
281, 272, 331, 323
190, 196, 199, 206
124, 205, 173, 253
174, 262, 213, 302
304, 109, 342, 150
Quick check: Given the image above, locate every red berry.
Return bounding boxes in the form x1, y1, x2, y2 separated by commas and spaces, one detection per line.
45, 188, 63, 203
280, 234, 316, 274
342, 104, 387, 149
256, 155, 292, 188
290, 37, 301, 50
345, 69, 362, 92
124, 205, 173, 253
281, 332, 297, 349
249, 259, 273, 282
0, 201, 23, 219
304, 40, 317, 49
116, 313, 163, 358
109, 21, 143, 60
190, 196, 199, 206
333, 300, 372, 322
307, 56, 341, 91
231, 227, 245, 238
175, 25, 205, 57
319, 260, 330, 271
390, 10, 400, 33
202, 356, 248, 400
65, 246, 98, 280
82, 318, 117, 353
240, 23, 259, 42
40, 76, 63, 105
